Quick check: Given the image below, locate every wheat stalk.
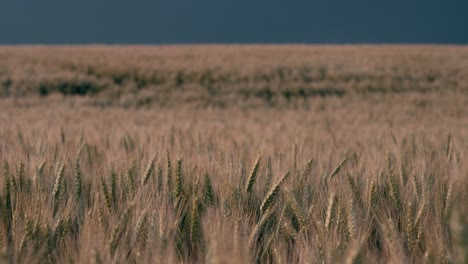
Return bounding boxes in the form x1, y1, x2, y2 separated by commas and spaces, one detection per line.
260, 171, 290, 214
124, 171, 135, 198
175, 158, 184, 202
283, 187, 305, 232
156, 165, 163, 194
52, 164, 65, 216
166, 151, 173, 195
325, 192, 336, 231
132, 210, 148, 250
405, 202, 416, 251
444, 181, 453, 219
101, 177, 112, 210
386, 153, 402, 212
35, 160, 46, 189
347, 172, 362, 207
190, 197, 200, 245
347, 198, 357, 239
142, 153, 157, 186
245, 156, 261, 193
73, 156, 82, 201
110, 170, 117, 208
248, 206, 276, 250
265, 157, 273, 191
203, 172, 215, 206
328, 157, 348, 180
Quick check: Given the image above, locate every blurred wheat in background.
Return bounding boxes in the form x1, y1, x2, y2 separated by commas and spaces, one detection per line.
0, 46, 467, 263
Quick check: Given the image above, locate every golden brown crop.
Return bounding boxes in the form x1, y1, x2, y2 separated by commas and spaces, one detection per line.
0, 45, 467, 263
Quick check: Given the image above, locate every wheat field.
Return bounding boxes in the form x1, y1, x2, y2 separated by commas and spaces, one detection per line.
0, 46, 467, 263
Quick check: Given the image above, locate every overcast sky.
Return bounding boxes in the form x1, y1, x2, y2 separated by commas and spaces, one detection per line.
1, 0, 467, 44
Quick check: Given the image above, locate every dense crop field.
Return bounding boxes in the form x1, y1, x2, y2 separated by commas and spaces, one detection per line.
1, 45, 468, 107
0, 46, 467, 263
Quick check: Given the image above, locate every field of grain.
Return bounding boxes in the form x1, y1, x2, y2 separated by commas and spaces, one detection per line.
0, 46, 467, 263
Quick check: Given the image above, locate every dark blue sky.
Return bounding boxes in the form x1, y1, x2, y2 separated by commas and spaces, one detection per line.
1, 0, 467, 44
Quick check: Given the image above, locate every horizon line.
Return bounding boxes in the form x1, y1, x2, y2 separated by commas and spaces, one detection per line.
1, 42, 467, 47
